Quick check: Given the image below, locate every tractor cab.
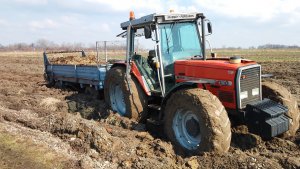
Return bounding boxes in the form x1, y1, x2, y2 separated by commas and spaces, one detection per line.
120, 11, 211, 96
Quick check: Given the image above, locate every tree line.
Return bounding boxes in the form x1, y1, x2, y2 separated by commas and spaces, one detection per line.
0, 39, 140, 52
0, 39, 299, 51
216, 44, 300, 50
257, 44, 300, 49
0, 39, 93, 52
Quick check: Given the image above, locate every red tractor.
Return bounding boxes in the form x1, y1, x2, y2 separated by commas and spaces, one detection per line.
104, 11, 299, 155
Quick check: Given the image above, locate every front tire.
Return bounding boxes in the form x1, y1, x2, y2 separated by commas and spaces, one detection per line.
104, 66, 148, 122
164, 88, 231, 155
262, 81, 300, 137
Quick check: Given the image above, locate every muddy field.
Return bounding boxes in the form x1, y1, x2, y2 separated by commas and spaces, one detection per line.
0, 51, 299, 169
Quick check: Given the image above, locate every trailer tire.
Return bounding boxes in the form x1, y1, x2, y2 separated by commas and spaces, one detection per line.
262, 81, 300, 138
104, 66, 148, 122
85, 86, 99, 98
44, 73, 55, 87
164, 88, 231, 155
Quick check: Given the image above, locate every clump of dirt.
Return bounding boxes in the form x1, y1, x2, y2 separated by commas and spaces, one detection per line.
100, 112, 147, 131
66, 92, 106, 120
231, 125, 262, 150
40, 97, 65, 111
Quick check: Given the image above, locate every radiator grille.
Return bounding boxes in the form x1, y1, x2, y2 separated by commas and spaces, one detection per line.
239, 66, 261, 108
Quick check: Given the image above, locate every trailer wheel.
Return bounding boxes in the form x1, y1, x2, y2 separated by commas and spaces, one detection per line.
164, 88, 231, 155
104, 66, 148, 122
262, 81, 299, 138
85, 86, 99, 98
44, 73, 55, 87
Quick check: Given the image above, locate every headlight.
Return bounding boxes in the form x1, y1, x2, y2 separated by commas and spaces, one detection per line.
240, 91, 248, 100
252, 88, 259, 96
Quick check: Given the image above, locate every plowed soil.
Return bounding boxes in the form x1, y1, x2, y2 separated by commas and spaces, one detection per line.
0, 52, 299, 169
260, 61, 300, 104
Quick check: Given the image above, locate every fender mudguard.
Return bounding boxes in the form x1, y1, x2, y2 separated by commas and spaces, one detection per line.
110, 62, 151, 96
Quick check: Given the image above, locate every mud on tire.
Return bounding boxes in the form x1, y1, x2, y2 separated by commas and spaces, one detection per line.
164, 88, 231, 155
262, 81, 300, 138
104, 66, 148, 122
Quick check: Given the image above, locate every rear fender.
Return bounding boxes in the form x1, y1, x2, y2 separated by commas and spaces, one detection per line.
110, 62, 151, 96
130, 62, 151, 96
110, 62, 126, 69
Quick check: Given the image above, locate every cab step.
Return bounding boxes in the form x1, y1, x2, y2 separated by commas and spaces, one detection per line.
148, 104, 161, 110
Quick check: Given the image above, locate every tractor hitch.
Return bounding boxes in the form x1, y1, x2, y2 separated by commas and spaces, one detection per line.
245, 99, 289, 138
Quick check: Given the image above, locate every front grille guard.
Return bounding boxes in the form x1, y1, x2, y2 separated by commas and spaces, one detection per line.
236, 64, 262, 109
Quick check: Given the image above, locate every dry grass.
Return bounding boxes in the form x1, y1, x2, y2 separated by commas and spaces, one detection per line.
0, 51, 42, 57
211, 49, 300, 62
40, 97, 62, 111
0, 131, 66, 169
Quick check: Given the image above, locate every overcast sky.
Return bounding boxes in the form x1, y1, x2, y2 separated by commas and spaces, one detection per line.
0, 0, 299, 48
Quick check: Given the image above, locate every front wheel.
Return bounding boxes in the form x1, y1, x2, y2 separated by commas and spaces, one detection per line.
164, 88, 231, 155
262, 81, 300, 138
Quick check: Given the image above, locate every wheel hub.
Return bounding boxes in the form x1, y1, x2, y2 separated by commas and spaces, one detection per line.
109, 83, 126, 115
185, 117, 200, 137
172, 109, 201, 150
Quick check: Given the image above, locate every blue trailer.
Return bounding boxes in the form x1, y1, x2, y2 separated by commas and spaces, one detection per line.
43, 51, 111, 90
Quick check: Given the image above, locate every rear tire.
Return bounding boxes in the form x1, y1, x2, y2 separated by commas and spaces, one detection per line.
164, 88, 231, 155
262, 81, 299, 138
104, 66, 148, 122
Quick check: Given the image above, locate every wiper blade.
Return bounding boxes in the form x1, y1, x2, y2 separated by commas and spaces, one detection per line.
164, 26, 170, 54
165, 23, 176, 54
191, 55, 203, 60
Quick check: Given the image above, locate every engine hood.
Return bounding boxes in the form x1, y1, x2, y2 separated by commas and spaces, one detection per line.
174, 58, 259, 83
175, 58, 257, 70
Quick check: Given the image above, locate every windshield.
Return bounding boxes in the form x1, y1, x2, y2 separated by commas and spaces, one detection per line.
158, 22, 202, 92
159, 22, 202, 65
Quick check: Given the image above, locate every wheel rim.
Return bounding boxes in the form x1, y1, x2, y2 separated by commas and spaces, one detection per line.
172, 109, 201, 150
109, 83, 126, 115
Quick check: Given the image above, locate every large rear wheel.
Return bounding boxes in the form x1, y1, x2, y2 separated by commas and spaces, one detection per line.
104, 66, 148, 122
164, 88, 231, 155
262, 81, 299, 137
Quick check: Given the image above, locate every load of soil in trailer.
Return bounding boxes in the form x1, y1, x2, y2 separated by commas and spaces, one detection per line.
48, 53, 124, 65
49, 54, 102, 65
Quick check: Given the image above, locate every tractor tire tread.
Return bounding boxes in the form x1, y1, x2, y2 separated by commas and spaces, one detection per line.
262, 81, 299, 138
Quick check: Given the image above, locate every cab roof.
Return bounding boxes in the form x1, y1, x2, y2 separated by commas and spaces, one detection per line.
120, 12, 204, 30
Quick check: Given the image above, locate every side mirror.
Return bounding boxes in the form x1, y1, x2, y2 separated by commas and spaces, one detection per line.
144, 25, 152, 39
207, 22, 212, 34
